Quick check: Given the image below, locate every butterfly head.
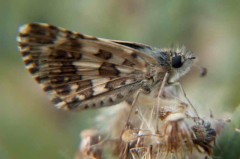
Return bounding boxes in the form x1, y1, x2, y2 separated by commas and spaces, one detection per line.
164, 47, 196, 83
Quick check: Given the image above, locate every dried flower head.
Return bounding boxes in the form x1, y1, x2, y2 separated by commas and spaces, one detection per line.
191, 122, 216, 155
77, 89, 225, 159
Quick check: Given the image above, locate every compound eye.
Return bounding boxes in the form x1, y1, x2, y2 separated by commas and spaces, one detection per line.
172, 56, 183, 68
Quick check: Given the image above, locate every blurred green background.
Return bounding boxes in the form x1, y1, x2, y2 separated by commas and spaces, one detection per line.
0, 0, 240, 159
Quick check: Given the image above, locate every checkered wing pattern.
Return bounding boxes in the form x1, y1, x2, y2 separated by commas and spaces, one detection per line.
17, 23, 158, 111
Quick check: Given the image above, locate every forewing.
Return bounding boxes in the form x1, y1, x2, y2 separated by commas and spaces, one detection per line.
17, 23, 158, 111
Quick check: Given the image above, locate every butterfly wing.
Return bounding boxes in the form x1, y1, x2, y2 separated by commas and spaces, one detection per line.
110, 40, 153, 51
17, 23, 158, 111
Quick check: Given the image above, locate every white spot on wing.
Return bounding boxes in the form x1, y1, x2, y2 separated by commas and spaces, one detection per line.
93, 85, 109, 96
124, 48, 134, 54
71, 84, 79, 91
18, 37, 28, 43
136, 56, 146, 66
22, 55, 31, 61
25, 63, 35, 69
55, 37, 67, 45
55, 101, 66, 109
73, 61, 101, 68
91, 78, 110, 86
76, 95, 86, 100
108, 54, 125, 65
18, 24, 30, 34
125, 79, 134, 85
116, 66, 133, 74
81, 45, 99, 54
16, 36, 21, 42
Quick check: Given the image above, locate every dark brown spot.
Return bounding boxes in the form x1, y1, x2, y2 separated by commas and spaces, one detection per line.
122, 59, 135, 67
24, 59, 34, 66
99, 62, 120, 76
75, 53, 82, 60
35, 76, 49, 83
129, 89, 134, 94
28, 67, 39, 74
76, 80, 92, 92
117, 93, 124, 99
19, 33, 29, 37
28, 36, 54, 44
120, 80, 126, 85
55, 85, 72, 95
53, 49, 82, 60
105, 78, 127, 90
43, 85, 53, 92
50, 76, 82, 85
53, 49, 72, 59
105, 82, 114, 90
56, 66, 77, 74
67, 98, 81, 110
72, 97, 81, 102
62, 38, 81, 48
50, 76, 66, 85
84, 104, 89, 109
58, 89, 71, 96
132, 78, 138, 82
51, 96, 63, 104
74, 33, 85, 39
79, 89, 93, 99
29, 24, 47, 35
109, 97, 114, 103
95, 49, 112, 59
92, 103, 96, 107
54, 49, 67, 58
100, 101, 104, 105
19, 43, 28, 49
70, 39, 81, 48
58, 38, 82, 48
65, 30, 73, 38
48, 25, 59, 32
114, 42, 147, 50
27, 24, 57, 40
21, 51, 30, 57
131, 53, 138, 58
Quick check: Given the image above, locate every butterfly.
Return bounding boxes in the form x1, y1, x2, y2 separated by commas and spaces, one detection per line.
17, 23, 196, 111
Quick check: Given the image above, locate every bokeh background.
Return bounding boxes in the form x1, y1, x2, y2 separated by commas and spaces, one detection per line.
0, 0, 240, 159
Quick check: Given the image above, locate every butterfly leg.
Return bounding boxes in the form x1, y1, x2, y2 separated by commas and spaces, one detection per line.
125, 89, 143, 128
169, 82, 200, 118
119, 89, 143, 150
156, 72, 169, 132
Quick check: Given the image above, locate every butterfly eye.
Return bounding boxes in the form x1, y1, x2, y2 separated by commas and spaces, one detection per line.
172, 55, 183, 68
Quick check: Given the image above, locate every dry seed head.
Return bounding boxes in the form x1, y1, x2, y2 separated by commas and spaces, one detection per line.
77, 87, 223, 159
78, 95, 222, 159
191, 123, 216, 155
